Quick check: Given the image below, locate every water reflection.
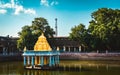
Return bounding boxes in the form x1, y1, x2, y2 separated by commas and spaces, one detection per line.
0, 62, 22, 75
0, 61, 120, 75
24, 70, 60, 75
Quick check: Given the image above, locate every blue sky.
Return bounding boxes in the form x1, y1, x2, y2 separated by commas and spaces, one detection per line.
0, 0, 120, 37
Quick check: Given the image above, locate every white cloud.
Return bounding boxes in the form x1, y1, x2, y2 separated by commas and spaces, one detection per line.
24, 9, 36, 15
0, 9, 7, 14
0, 0, 36, 15
11, 0, 15, 8
0, 3, 12, 8
40, 0, 58, 7
14, 5, 23, 15
50, 1, 58, 6
40, 0, 49, 7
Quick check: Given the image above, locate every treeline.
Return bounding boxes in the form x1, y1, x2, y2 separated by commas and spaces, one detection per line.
69, 8, 120, 52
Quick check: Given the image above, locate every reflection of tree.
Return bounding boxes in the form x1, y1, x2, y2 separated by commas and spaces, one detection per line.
0, 62, 23, 74
0, 61, 120, 75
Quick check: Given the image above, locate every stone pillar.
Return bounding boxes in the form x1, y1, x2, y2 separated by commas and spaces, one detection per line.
68, 46, 70, 52
3, 47, 5, 55
106, 50, 108, 54
52, 56, 55, 66
49, 56, 52, 67
31, 56, 34, 67
41, 56, 44, 66
24, 56, 26, 66
55, 56, 57, 65
79, 46, 81, 52
27, 56, 30, 65
97, 50, 99, 53
63, 46, 66, 52
74, 47, 76, 52
6, 47, 8, 55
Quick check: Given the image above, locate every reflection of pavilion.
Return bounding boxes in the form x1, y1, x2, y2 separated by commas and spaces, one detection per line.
23, 33, 60, 69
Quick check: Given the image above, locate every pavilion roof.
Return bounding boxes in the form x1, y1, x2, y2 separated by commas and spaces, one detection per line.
34, 33, 52, 51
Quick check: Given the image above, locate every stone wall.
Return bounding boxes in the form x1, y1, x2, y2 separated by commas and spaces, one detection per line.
0, 54, 22, 62
60, 52, 120, 60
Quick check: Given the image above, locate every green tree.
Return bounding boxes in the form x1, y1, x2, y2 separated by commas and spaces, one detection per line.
17, 17, 55, 50
69, 24, 89, 51
69, 8, 120, 52
17, 26, 33, 50
88, 8, 120, 51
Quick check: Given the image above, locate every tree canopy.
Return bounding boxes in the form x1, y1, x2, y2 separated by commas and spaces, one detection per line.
69, 24, 89, 50
69, 8, 120, 52
17, 17, 55, 50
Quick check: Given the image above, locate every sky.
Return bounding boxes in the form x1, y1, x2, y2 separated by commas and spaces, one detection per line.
0, 0, 120, 37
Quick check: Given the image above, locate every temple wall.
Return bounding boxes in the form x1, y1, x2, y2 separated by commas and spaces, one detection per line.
0, 54, 22, 62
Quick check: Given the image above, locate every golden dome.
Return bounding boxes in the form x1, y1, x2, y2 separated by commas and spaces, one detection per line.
34, 33, 52, 51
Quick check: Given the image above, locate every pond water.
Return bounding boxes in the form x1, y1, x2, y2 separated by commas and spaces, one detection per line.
0, 60, 120, 75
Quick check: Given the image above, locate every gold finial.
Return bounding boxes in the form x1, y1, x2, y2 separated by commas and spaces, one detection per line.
41, 33, 44, 36
24, 46, 27, 51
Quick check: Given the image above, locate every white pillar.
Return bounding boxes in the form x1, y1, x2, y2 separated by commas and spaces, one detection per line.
74, 47, 76, 52
106, 50, 108, 54
6, 47, 8, 55
49, 56, 52, 66
57, 55, 59, 64
24, 56, 26, 66
97, 50, 99, 53
79, 46, 81, 52
52, 56, 55, 66
3, 47, 5, 55
68, 46, 70, 52
27, 56, 30, 65
55, 55, 59, 65
41, 56, 44, 66
31, 56, 34, 66
54, 56, 56, 65
63, 46, 66, 52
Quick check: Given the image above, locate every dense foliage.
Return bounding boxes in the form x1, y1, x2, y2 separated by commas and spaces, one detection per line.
17, 17, 55, 50
70, 8, 120, 52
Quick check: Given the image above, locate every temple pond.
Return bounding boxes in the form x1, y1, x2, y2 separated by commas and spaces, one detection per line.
0, 60, 120, 75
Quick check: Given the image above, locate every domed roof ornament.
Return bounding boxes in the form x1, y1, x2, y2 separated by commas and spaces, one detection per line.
34, 33, 52, 51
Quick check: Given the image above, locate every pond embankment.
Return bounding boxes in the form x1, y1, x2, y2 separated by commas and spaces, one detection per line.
60, 53, 120, 61
0, 53, 120, 62
0, 54, 22, 62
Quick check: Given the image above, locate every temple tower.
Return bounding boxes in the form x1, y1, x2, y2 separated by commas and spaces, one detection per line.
55, 18, 58, 37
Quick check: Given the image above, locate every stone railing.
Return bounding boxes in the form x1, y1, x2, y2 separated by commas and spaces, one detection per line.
23, 50, 60, 56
